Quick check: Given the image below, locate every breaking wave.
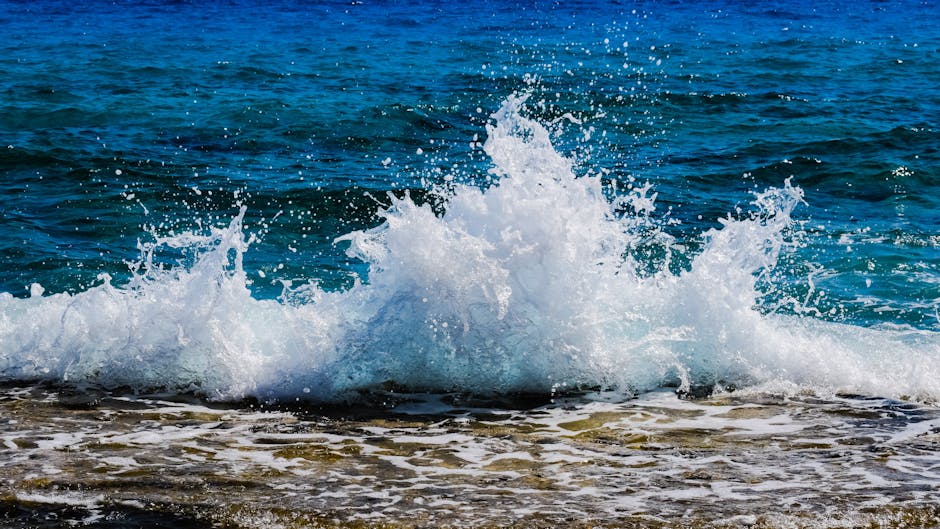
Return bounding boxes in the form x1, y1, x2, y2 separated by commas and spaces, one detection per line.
1, 95, 938, 403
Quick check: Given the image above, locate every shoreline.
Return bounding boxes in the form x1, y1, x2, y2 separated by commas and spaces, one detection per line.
2, 385, 938, 528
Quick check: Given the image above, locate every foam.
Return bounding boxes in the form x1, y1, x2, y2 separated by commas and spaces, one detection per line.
0, 94, 938, 403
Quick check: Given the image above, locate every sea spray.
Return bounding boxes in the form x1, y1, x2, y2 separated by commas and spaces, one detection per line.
335, 94, 641, 395
0, 95, 938, 403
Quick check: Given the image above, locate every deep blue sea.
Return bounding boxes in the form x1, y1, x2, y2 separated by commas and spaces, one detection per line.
1, 0, 939, 402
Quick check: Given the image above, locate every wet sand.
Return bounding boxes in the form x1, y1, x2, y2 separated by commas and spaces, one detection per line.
2, 384, 939, 528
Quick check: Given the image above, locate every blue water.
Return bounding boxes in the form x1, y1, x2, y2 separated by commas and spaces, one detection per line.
1, 0, 939, 401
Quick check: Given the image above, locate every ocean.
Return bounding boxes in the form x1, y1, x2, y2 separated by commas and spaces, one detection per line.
1, 0, 939, 526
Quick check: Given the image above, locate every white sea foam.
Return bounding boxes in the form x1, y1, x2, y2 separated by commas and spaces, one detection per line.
0, 94, 938, 402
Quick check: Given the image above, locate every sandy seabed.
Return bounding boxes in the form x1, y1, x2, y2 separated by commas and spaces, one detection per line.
1, 384, 939, 528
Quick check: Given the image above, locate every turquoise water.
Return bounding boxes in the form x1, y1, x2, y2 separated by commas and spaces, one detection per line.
1, 0, 939, 402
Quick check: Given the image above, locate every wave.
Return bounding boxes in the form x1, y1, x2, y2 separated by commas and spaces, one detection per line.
1, 94, 938, 403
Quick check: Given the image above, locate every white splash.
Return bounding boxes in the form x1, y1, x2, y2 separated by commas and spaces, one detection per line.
1, 94, 938, 403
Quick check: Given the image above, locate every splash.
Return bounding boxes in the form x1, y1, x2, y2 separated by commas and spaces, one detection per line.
1, 95, 938, 403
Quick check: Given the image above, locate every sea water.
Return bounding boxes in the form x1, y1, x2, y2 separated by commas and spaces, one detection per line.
1, 0, 939, 526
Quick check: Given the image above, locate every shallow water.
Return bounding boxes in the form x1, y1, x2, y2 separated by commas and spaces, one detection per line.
2, 385, 939, 527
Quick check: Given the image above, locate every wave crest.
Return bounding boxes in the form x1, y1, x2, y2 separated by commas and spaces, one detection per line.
1, 95, 938, 403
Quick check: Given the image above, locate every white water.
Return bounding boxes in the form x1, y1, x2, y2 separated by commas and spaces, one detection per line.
1, 95, 938, 402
